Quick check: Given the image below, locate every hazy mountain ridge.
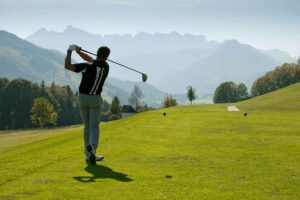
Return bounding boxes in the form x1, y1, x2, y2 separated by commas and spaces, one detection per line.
0, 30, 166, 107
26, 26, 221, 82
26, 26, 295, 94
261, 49, 296, 63
0, 30, 79, 86
156, 40, 281, 93
107, 77, 167, 105
114, 47, 218, 81
27, 26, 219, 57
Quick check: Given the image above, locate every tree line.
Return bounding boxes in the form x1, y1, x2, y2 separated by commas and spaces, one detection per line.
163, 60, 300, 105
0, 78, 81, 129
7, 60, 296, 128
0, 78, 155, 130
251, 62, 300, 97
213, 60, 300, 103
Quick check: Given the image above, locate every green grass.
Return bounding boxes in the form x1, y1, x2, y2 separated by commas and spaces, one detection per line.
0, 84, 300, 200
239, 82, 300, 111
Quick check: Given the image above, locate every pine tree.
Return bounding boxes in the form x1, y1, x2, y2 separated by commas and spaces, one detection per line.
187, 85, 196, 105
40, 80, 47, 97
110, 96, 121, 115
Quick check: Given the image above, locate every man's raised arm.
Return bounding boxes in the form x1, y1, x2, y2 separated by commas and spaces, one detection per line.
64, 45, 76, 71
76, 47, 94, 63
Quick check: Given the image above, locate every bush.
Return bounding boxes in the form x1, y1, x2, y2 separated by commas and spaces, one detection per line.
100, 112, 111, 122
109, 114, 121, 121
162, 95, 177, 108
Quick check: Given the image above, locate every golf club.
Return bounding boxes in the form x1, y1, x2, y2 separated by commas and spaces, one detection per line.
80, 49, 148, 82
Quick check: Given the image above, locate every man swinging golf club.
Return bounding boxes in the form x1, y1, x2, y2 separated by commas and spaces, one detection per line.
65, 44, 110, 165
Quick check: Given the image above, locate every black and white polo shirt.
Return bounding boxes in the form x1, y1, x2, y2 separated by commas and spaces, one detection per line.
74, 60, 109, 95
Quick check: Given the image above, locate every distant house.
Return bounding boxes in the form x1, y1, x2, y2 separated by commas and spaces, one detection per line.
122, 105, 137, 118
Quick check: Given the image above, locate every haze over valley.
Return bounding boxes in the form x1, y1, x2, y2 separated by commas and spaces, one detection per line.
26, 26, 295, 94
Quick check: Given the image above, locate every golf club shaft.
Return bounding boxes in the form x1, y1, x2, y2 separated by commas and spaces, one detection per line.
80, 49, 145, 75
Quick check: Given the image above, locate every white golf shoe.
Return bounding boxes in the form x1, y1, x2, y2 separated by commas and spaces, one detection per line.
96, 155, 104, 161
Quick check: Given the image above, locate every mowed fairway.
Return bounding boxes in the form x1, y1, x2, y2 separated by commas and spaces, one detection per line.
1, 84, 300, 200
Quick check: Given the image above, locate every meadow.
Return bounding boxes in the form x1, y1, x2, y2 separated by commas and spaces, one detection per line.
0, 83, 299, 199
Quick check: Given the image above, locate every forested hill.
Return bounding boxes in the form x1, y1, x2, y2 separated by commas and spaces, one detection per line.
0, 30, 79, 86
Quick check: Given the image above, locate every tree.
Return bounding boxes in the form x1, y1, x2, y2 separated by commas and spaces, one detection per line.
214, 81, 248, 103
47, 85, 81, 126
128, 85, 144, 111
295, 64, 300, 82
214, 82, 235, 103
236, 83, 248, 100
251, 73, 275, 97
58, 85, 79, 125
187, 85, 196, 105
110, 96, 121, 115
0, 78, 9, 129
272, 64, 296, 88
162, 95, 177, 108
30, 97, 57, 127
5, 79, 40, 129
298, 57, 300, 65
101, 98, 110, 113
40, 80, 47, 97
0, 78, 82, 130
50, 81, 56, 94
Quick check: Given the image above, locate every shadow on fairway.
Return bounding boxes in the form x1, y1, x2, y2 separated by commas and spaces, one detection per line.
73, 165, 133, 183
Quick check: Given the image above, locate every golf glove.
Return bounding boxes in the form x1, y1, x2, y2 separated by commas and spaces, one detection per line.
68, 44, 77, 51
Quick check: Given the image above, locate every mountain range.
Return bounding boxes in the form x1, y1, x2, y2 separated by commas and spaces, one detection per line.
1, 27, 297, 107
26, 26, 296, 94
0, 30, 166, 108
26, 26, 219, 57
158, 40, 280, 93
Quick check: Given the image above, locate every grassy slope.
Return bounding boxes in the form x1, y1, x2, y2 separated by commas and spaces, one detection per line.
239, 83, 300, 111
0, 84, 300, 200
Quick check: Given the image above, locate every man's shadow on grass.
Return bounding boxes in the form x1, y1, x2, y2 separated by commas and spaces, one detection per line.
73, 165, 133, 183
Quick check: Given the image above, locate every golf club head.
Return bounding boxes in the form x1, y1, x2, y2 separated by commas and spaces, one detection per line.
142, 74, 148, 82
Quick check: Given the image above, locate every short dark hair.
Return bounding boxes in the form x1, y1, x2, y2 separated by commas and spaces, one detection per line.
97, 46, 110, 59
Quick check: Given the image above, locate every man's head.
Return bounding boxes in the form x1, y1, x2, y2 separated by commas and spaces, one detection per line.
97, 46, 110, 60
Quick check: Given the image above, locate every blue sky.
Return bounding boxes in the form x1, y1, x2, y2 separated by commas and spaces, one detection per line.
1, 0, 299, 56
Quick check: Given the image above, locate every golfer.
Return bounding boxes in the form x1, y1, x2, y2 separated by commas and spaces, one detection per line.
65, 45, 110, 165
